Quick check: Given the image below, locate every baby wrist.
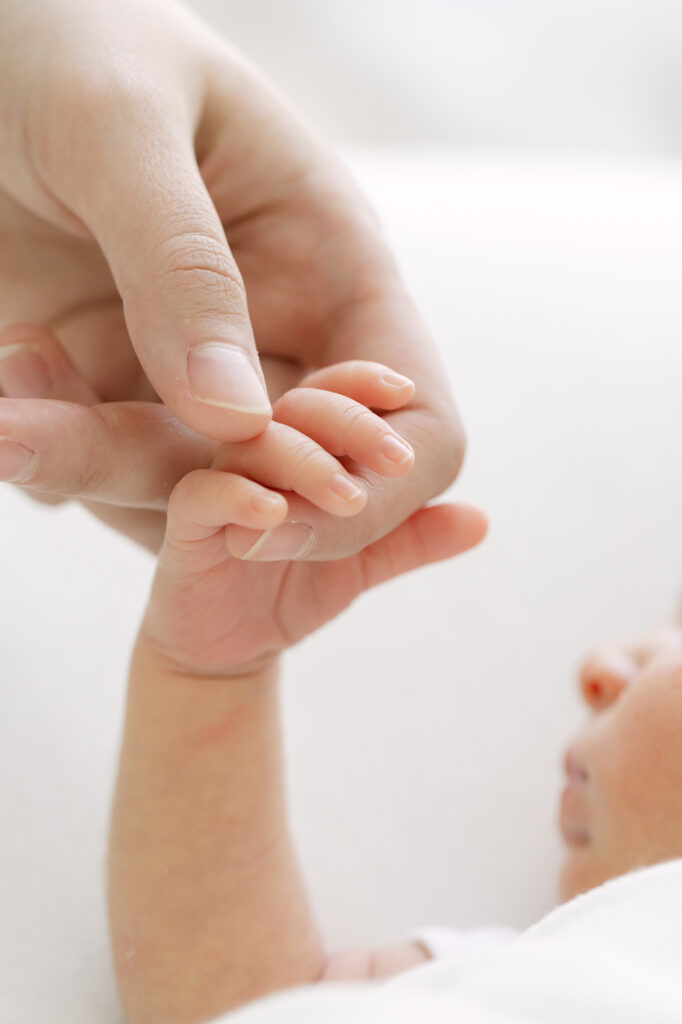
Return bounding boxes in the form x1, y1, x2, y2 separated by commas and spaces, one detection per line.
132, 626, 280, 689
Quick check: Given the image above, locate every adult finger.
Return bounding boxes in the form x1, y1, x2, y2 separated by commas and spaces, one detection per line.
54, 94, 272, 442
0, 325, 169, 540
0, 324, 100, 404
0, 398, 215, 507
0, 324, 104, 507
355, 502, 488, 589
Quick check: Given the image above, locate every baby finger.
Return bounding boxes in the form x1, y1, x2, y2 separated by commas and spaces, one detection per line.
274, 388, 415, 477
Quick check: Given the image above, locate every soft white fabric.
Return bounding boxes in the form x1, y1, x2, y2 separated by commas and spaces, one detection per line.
225, 861, 682, 1023
413, 925, 517, 962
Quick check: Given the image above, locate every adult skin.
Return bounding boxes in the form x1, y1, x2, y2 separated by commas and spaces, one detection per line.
0, 0, 464, 557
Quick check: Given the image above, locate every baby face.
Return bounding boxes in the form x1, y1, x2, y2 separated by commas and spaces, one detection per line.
560, 621, 682, 901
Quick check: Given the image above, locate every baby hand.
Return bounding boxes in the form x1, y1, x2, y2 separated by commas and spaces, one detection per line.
142, 362, 485, 677
213, 360, 417, 561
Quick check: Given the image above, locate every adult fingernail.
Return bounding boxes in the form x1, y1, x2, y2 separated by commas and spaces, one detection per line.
0, 438, 38, 483
241, 521, 315, 561
381, 371, 414, 390
329, 473, 365, 504
187, 343, 271, 413
0, 343, 52, 397
380, 435, 414, 466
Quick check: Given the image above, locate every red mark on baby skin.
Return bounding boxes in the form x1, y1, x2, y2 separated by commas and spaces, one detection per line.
586, 679, 602, 702
188, 705, 249, 752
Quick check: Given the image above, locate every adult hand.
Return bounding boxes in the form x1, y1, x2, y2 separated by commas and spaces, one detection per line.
0, 0, 465, 557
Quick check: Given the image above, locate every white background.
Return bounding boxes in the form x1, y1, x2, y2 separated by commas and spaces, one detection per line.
2, 3, 682, 1020
192, 0, 682, 155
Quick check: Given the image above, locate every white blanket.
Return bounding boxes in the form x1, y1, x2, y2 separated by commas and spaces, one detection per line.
226, 860, 682, 1023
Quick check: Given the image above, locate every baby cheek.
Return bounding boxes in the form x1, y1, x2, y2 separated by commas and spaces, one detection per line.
604, 677, 682, 855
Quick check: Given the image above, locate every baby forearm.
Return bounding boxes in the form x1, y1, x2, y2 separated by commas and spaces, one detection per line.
108, 637, 324, 1024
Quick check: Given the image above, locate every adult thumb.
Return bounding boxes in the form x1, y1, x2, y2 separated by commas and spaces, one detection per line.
74, 121, 272, 442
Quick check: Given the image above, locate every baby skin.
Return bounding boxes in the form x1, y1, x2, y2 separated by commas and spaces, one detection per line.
561, 619, 682, 900
107, 359, 487, 1024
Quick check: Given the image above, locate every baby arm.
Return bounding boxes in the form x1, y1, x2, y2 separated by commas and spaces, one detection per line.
108, 366, 486, 1023
109, 643, 318, 1023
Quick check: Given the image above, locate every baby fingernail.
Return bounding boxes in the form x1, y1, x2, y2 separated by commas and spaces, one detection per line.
187, 343, 271, 413
329, 473, 365, 504
0, 343, 52, 397
381, 371, 414, 390
0, 438, 38, 483
252, 491, 284, 514
380, 435, 414, 466
241, 521, 315, 561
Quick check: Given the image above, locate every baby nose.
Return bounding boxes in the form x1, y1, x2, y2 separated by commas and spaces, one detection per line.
579, 648, 634, 710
